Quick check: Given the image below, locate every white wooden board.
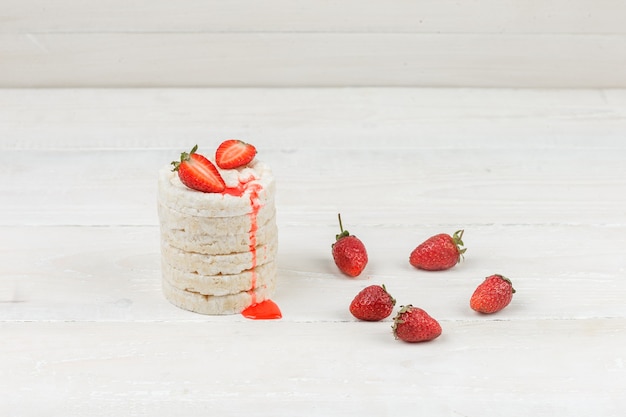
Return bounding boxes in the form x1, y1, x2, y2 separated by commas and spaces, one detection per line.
1, 88, 625, 150
1, 88, 625, 416
2, 320, 625, 416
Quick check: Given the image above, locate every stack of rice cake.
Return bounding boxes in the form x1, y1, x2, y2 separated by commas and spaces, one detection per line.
157, 159, 278, 314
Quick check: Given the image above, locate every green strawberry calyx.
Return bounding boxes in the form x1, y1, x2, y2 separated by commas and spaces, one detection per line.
171, 144, 198, 172
391, 304, 413, 338
452, 229, 467, 260
381, 284, 397, 307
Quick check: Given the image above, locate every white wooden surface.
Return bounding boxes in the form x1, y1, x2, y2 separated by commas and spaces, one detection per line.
2, 0, 626, 87
1, 88, 626, 416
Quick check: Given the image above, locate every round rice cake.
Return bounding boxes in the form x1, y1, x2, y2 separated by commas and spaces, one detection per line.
160, 214, 277, 255
157, 201, 275, 237
157, 160, 275, 218
160, 239, 277, 276
161, 277, 275, 315
162, 260, 277, 297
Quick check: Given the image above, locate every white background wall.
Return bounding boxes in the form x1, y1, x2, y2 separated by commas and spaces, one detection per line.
2, 0, 626, 88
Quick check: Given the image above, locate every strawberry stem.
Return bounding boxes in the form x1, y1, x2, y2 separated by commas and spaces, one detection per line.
336, 213, 350, 241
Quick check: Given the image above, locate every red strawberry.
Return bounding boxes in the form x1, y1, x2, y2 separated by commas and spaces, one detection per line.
470, 274, 516, 314
171, 145, 226, 193
215, 139, 257, 169
349, 284, 396, 321
332, 213, 368, 277
392, 305, 442, 343
409, 229, 466, 271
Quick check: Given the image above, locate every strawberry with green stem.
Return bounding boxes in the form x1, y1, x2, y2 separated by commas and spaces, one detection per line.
392, 305, 442, 342
171, 145, 226, 193
409, 229, 466, 271
332, 213, 368, 277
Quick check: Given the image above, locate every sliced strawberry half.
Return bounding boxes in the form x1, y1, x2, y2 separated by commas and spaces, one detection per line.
171, 145, 226, 193
215, 139, 257, 169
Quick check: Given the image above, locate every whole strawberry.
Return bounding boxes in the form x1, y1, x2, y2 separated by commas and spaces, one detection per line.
409, 229, 466, 271
171, 145, 226, 193
470, 274, 516, 314
332, 214, 368, 277
349, 284, 396, 321
392, 305, 442, 343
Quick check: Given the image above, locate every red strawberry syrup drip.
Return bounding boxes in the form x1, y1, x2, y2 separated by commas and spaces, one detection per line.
223, 175, 281, 320
241, 299, 282, 320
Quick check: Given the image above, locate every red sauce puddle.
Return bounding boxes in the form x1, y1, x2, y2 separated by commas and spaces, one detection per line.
241, 299, 282, 320
224, 175, 281, 320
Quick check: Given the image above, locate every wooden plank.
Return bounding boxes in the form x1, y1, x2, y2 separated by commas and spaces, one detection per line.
1, 88, 626, 417
1, 223, 625, 322
1, 33, 625, 87
1, 88, 626, 151
3, 0, 626, 34
1, 145, 625, 226
1, 320, 625, 416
